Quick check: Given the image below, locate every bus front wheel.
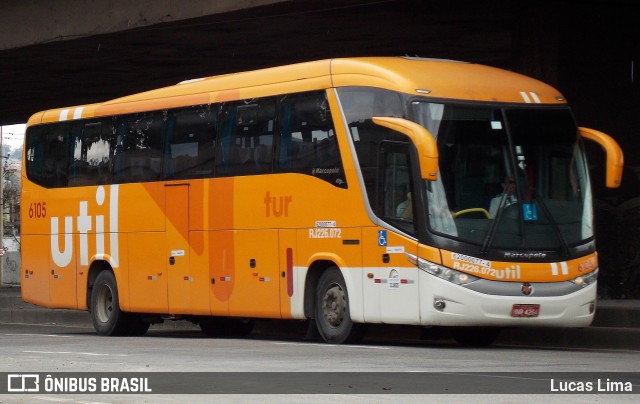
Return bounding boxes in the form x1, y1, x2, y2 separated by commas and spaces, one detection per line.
315, 267, 364, 344
90, 270, 132, 336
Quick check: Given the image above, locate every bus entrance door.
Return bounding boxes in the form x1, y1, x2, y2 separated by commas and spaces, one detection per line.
165, 184, 192, 314
363, 227, 420, 324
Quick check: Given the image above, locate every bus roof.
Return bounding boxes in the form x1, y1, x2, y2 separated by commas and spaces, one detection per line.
28, 57, 566, 126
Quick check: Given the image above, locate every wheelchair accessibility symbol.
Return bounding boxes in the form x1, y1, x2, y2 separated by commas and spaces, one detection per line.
378, 230, 387, 246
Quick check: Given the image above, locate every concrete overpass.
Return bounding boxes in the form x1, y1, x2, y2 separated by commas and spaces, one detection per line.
2, 1, 638, 160
0, 0, 639, 296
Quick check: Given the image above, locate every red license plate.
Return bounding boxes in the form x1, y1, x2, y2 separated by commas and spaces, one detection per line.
511, 304, 540, 318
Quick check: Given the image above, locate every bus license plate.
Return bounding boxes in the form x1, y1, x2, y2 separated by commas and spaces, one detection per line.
511, 304, 540, 317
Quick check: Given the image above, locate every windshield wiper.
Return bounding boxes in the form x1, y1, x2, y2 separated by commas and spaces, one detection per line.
480, 193, 508, 254
480, 189, 570, 257
530, 189, 570, 258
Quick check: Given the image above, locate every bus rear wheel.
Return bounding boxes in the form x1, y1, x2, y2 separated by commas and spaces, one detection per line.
90, 270, 132, 336
315, 267, 364, 344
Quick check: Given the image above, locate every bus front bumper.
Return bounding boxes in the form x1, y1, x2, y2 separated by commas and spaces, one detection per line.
419, 272, 597, 328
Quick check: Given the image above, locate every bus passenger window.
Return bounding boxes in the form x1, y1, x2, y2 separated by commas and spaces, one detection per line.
25, 123, 70, 188
113, 112, 164, 183
215, 98, 275, 177
165, 105, 217, 180
68, 120, 114, 187
276, 91, 346, 188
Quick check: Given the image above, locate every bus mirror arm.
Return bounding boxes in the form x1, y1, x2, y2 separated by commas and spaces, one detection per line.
579, 127, 624, 188
372, 117, 439, 181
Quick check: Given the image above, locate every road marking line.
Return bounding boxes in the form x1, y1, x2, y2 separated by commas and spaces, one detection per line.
4, 333, 73, 338
23, 350, 128, 357
0, 321, 93, 329
273, 342, 391, 350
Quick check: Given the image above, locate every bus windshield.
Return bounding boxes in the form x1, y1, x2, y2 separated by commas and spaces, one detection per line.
412, 102, 593, 250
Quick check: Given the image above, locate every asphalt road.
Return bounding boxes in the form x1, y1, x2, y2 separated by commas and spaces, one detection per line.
0, 323, 638, 403
1, 322, 639, 372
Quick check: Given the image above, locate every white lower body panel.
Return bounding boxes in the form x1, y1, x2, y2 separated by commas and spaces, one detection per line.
419, 272, 596, 327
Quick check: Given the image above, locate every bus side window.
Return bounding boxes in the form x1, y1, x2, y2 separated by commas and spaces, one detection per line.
165, 104, 217, 180
113, 112, 164, 183
68, 120, 113, 187
25, 123, 70, 188
276, 91, 346, 188
215, 98, 275, 177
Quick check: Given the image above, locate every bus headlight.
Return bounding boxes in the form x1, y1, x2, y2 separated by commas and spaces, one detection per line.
418, 258, 479, 285
569, 268, 598, 288
405, 253, 479, 285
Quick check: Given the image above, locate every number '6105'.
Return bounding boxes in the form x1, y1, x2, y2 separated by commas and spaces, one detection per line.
29, 202, 47, 218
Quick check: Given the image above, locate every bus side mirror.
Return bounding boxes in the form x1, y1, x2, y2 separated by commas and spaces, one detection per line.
372, 117, 438, 181
579, 127, 624, 188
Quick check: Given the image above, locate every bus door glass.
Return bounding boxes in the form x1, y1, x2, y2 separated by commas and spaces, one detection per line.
362, 141, 420, 324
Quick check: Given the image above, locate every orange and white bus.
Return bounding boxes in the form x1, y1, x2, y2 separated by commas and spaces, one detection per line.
21, 57, 623, 345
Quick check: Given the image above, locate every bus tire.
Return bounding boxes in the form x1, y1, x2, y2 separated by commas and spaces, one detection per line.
315, 267, 364, 344
90, 270, 131, 336
451, 327, 500, 347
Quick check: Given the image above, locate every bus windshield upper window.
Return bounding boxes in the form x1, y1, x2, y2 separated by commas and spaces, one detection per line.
413, 102, 591, 250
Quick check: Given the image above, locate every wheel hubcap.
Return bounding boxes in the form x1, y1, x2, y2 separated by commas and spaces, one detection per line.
96, 284, 114, 324
322, 284, 346, 327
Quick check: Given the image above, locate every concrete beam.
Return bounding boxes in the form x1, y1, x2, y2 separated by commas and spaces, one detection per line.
0, 0, 288, 50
